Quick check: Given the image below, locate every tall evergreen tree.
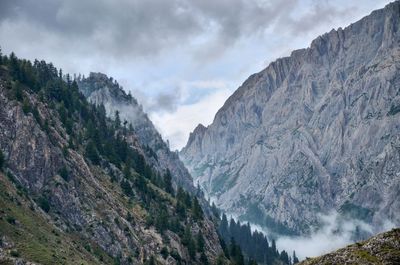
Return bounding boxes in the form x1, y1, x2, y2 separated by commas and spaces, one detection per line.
271, 239, 277, 255
196, 233, 205, 253
163, 169, 174, 195
229, 238, 244, 265
0, 149, 4, 171
123, 159, 132, 179
211, 202, 220, 219
219, 213, 229, 241
85, 140, 100, 165
280, 250, 290, 264
293, 251, 299, 264
200, 252, 209, 265
114, 110, 121, 128
192, 197, 203, 221
182, 225, 196, 259
155, 206, 169, 233
120, 179, 133, 197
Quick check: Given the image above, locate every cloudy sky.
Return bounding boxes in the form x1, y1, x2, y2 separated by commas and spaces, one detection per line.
0, 0, 392, 149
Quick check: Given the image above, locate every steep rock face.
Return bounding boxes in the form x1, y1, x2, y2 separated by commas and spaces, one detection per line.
181, 1, 400, 235
299, 228, 400, 265
78, 73, 195, 192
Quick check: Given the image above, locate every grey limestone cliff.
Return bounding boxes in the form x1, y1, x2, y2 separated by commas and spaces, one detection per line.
181, 1, 400, 235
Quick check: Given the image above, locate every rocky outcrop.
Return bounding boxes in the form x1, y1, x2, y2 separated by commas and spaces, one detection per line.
78, 73, 195, 193
299, 228, 400, 265
181, 1, 400, 235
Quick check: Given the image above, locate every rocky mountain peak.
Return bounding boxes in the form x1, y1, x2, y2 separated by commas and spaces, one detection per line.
77, 73, 196, 192
180, 0, 400, 235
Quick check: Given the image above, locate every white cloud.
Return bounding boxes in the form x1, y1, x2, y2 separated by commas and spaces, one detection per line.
150, 86, 233, 150
276, 211, 397, 260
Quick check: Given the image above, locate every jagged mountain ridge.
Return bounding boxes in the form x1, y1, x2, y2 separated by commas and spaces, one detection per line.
181, 1, 400, 235
78, 73, 195, 193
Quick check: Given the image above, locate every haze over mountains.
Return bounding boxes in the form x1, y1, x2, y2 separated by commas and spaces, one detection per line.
77, 72, 195, 193
181, 1, 400, 237
0, 1, 399, 265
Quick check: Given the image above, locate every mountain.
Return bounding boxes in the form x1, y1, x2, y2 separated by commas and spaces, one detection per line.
0, 51, 301, 265
0, 55, 225, 264
299, 228, 400, 265
77, 73, 195, 193
181, 1, 400, 235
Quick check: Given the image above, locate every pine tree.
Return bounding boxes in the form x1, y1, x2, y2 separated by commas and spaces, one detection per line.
280, 250, 289, 264
229, 218, 237, 239
196, 181, 201, 196
196, 233, 205, 252
211, 202, 220, 219
0, 149, 4, 171
229, 238, 244, 265
22, 97, 31, 114
271, 239, 277, 255
293, 251, 299, 264
163, 169, 174, 194
85, 140, 100, 165
219, 213, 229, 241
182, 225, 196, 259
176, 187, 185, 202
123, 159, 132, 179
13, 81, 23, 102
120, 179, 133, 197
215, 254, 226, 265
200, 252, 209, 265
188, 237, 196, 260
192, 197, 203, 221
9, 52, 19, 78
182, 225, 192, 246
155, 206, 169, 233
176, 200, 186, 219
127, 212, 134, 223
59, 166, 69, 181
114, 110, 121, 128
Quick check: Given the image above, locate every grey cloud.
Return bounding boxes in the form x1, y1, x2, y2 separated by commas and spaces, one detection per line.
1, 0, 202, 57
0, 0, 327, 59
280, 1, 356, 34
154, 91, 181, 112
129, 86, 181, 114
147, 87, 182, 113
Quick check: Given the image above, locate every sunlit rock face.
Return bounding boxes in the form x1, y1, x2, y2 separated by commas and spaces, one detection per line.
181, 1, 400, 235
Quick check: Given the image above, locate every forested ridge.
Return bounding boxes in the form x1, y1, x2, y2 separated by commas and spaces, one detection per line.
0, 47, 297, 265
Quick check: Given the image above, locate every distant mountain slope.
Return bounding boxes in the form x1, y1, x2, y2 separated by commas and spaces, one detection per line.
78, 73, 195, 193
299, 228, 400, 265
181, 1, 400, 235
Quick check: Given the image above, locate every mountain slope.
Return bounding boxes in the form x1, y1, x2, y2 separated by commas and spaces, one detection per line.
299, 228, 400, 265
77, 73, 195, 193
0, 55, 224, 264
181, 1, 400, 235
